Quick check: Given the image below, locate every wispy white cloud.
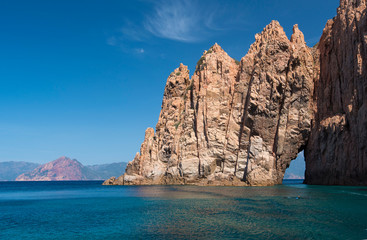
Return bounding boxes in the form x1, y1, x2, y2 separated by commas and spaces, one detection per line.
106, 36, 117, 46
143, 0, 248, 42
107, 0, 248, 45
135, 48, 145, 54
120, 21, 148, 42
106, 36, 146, 56
106, 21, 147, 55
144, 0, 202, 42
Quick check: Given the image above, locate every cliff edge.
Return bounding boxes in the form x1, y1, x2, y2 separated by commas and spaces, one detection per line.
305, 0, 367, 185
105, 0, 367, 186
105, 22, 315, 186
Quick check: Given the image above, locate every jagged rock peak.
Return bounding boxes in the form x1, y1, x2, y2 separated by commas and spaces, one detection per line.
254, 20, 288, 41
171, 63, 188, 75
196, 43, 237, 73
168, 63, 189, 88
178, 63, 188, 72
202, 43, 228, 56
144, 127, 154, 138
339, 0, 366, 9
247, 20, 294, 60
266, 20, 282, 29
209, 43, 224, 53
201, 43, 225, 55
290, 24, 306, 45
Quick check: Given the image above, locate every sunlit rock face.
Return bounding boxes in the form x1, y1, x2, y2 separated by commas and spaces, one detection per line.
104, 21, 315, 186
103, 0, 367, 187
305, 0, 367, 185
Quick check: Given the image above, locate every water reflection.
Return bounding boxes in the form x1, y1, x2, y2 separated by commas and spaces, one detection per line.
0, 181, 366, 239
132, 184, 308, 200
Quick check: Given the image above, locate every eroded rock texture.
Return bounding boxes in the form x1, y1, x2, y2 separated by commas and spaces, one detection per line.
305, 0, 367, 185
104, 21, 315, 186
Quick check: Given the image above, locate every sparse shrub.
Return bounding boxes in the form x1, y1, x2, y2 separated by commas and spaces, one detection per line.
174, 121, 181, 129
197, 56, 205, 66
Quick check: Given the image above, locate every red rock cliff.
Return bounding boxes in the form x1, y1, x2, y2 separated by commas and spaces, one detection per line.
105, 22, 315, 186
305, 0, 367, 185
105, 0, 367, 187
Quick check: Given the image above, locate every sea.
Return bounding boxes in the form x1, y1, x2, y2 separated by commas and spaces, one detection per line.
0, 180, 366, 240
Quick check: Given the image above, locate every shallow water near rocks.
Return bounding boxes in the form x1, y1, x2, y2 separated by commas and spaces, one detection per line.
0, 180, 366, 239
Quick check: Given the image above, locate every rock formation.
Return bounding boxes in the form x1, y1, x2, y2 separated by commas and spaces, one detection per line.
104, 0, 367, 187
105, 21, 315, 186
305, 0, 367, 185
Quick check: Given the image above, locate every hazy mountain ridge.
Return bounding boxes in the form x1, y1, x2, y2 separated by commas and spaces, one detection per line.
87, 162, 127, 180
0, 162, 40, 181
0, 157, 127, 181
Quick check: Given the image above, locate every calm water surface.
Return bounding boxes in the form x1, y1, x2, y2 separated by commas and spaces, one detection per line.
0, 180, 366, 239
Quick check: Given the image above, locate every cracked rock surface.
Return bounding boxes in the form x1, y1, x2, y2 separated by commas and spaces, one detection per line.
104, 0, 367, 186
305, 0, 367, 185
105, 22, 315, 186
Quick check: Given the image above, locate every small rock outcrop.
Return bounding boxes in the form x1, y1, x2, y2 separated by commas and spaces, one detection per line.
305, 0, 367, 185
106, 21, 315, 186
102, 175, 124, 185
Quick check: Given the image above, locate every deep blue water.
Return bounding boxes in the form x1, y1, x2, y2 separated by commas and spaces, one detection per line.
0, 180, 366, 240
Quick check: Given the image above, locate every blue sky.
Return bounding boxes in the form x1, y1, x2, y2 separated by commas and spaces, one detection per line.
0, 0, 339, 165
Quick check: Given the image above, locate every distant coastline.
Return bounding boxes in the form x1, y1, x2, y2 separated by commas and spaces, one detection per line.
0, 158, 126, 181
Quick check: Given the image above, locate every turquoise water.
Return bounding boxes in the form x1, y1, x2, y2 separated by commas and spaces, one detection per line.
0, 180, 366, 239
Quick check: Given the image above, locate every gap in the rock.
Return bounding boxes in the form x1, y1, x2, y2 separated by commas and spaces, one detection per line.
283, 151, 305, 181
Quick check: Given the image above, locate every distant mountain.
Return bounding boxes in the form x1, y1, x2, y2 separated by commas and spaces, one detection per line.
284, 173, 304, 180
0, 161, 40, 181
87, 162, 127, 180
16, 157, 100, 181
12, 156, 127, 181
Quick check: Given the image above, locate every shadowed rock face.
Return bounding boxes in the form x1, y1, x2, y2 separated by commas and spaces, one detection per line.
105, 21, 315, 186
233, 22, 314, 185
305, 0, 367, 185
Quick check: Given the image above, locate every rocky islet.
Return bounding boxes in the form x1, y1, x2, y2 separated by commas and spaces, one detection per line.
105, 0, 367, 186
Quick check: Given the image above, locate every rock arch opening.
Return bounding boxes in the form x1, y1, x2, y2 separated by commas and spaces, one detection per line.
283, 151, 305, 182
